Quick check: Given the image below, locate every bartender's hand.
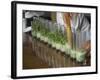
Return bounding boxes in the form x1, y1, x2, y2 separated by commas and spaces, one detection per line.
81, 40, 91, 57
81, 40, 91, 65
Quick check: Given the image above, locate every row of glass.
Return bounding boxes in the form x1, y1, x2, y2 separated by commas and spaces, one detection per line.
31, 17, 86, 63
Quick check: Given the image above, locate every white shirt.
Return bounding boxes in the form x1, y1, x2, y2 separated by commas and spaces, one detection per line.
56, 12, 90, 48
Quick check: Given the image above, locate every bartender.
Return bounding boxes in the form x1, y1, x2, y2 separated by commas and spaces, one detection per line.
56, 12, 91, 64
